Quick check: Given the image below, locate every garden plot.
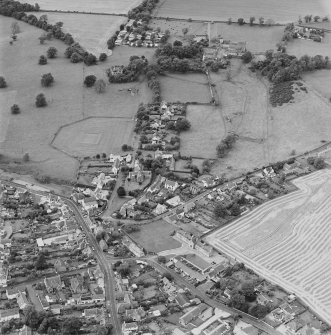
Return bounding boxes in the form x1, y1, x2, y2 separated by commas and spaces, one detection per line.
206, 170, 331, 325
155, 0, 326, 24
18, 0, 142, 14
53, 117, 134, 157
30, 12, 127, 54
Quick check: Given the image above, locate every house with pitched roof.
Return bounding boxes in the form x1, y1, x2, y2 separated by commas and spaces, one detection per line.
44, 275, 62, 293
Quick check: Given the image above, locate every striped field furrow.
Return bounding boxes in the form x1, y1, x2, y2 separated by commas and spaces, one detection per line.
206, 170, 331, 325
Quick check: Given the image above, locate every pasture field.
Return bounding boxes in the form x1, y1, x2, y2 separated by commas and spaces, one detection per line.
155, 0, 326, 24
52, 117, 134, 157
160, 73, 210, 103
129, 220, 181, 253
18, 0, 142, 14
0, 16, 152, 180
206, 170, 331, 325
268, 86, 331, 163
210, 61, 269, 177
31, 12, 127, 54
180, 105, 225, 158
303, 70, 331, 100
287, 34, 331, 58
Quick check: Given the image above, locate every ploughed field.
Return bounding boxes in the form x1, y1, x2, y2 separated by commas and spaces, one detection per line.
155, 0, 327, 23
207, 170, 331, 325
18, 0, 142, 14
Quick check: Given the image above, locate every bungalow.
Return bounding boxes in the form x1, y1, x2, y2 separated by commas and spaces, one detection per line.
0, 308, 20, 322
184, 202, 195, 213
175, 293, 191, 308
223, 288, 232, 300
44, 275, 62, 293
82, 197, 98, 211
153, 203, 167, 215
166, 195, 182, 207
125, 307, 145, 322
263, 167, 276, 178
190, 184, 201, 195
19, 325, 32, 335
164, 179, 179, 192
112, 158, 121, 175
17, 291, 30, 309
6, 287, 20, 300
83, 307, 103, 318
179, 303, 208, 326
122, 322, 138, 335
50, 304, 62, 315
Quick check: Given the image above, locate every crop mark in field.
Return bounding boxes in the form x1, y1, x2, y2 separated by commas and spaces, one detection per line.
207, 170, 331, 325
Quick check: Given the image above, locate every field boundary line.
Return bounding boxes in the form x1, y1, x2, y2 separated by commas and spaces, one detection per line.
36, 9, 128, 17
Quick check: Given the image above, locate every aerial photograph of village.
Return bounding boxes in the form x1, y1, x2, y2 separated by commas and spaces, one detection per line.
0, 0, 331, 334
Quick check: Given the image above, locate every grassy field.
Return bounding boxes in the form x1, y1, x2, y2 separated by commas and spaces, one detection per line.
268, 85, 331, 163
303, 70, 331, 100
287, 33, 331, 58
18, 0, 142, 14
160, 73, 210, 103
180, 105, 225, 158
53, 117, 134, 157
206, 170, 331, 325
155, 0, 327, 23
129, 220, 181, 253
0, 16, 152, 180
30, 12, 127, 54
209, 61, 269, 177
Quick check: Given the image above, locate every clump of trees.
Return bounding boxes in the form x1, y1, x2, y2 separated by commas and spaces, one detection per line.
250, 50, 329, 83
128, 0, 159, 23
46, 46, 57, 58
0, 76, 7, 88
216, 134, 237, 158
41, 73, 54, 87
106, 56, 148, 83
10, 104, 20, 114
84, 75, 97, 87
39, 55, 47, 65
35, 93, 47, 107
307, 156, 326, 169
242, 51, 253, 64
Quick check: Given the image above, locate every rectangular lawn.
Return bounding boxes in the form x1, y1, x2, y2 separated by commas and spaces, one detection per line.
129, 220, 181, 253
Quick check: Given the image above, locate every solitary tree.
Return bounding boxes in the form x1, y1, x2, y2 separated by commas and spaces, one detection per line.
314, 15, 320, 22
23, 153, 30, 162
238, 18, 245, 25
227, 18, 232, 25
249, 17, 255, 26
47, 47, 57, 58
35, 93, 47, 107
84, 75, 97, 87
99, 53, 107, 61
11, 21, 21, 36
242, 51, 253, 63
182, 27, 189, 36
95, 79, 106, 93
39, 55, 47, 65
70, 52, 82, 63
41, 73, 54, 87
11, 104, 20, 114
0, 76, 7, 88
84, 53, 97, 66
117, 186, 126, 197
259, 17, 264, 25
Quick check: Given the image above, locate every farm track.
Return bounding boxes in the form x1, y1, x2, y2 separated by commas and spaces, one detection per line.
207, 170, 331, 325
